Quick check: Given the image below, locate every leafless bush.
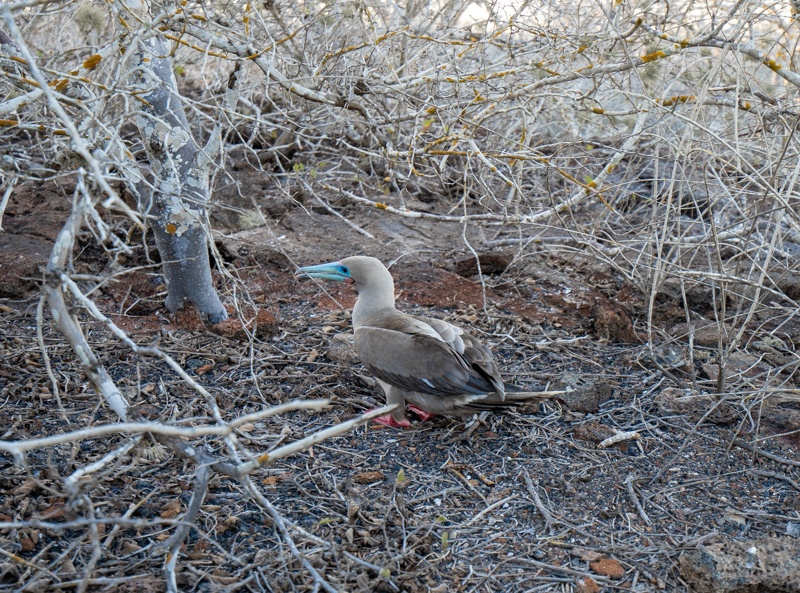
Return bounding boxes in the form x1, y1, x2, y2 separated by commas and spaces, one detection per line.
2, 0, 800, 589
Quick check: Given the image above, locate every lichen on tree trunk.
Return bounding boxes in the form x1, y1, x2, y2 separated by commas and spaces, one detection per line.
128, 34, 228, 324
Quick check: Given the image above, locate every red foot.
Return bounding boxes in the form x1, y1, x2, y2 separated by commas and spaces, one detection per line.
367, 410, 411, 429
407, 405, 435, 422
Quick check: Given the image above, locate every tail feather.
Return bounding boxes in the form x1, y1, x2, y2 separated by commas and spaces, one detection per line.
463, 399, 520, 412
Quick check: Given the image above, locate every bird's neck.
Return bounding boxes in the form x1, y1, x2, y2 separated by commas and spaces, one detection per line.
352, 284, 397, 328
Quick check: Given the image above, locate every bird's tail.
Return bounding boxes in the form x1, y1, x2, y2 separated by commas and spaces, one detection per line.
462, 399, 520, 412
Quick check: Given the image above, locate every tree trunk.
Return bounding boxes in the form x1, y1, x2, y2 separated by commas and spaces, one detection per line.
128, 35, 228, 323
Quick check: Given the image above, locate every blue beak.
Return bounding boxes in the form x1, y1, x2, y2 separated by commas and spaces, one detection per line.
295, 261, 352, 282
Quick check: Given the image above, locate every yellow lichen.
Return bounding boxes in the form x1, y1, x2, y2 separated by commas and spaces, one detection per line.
51, 79, 69, 92
83, 54, 102, 70
641, 50, 666, 63
661, 95, 693, 106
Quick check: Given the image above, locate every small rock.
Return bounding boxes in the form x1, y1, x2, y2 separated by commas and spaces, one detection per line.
592, 298, 638, 343
326, 332, 359, 365
573, 421, 616, 443
160, 499, 182, 519
554, 374, 614, 413
453, 253, 511, 277
655, 387, 736, 425
19, 534, 35, 552
761, 392, 800, 434
680, 536, 800, 592
573, 548, 605, 562
671, 323, 728, 347
353, 471, 385, 484
589, 556, 626, 578
660, 278, 717, 311
122, 541, 142, 555
347, 503, 360, 522
702, 351, 765, 384
575, 576, 601, 593
775, 269, 800, 300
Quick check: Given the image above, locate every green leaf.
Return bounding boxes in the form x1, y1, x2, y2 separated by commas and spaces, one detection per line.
396, 468, 406, 483
318, 517, 335, 526
379, 567, 391, 578
293, 163, 305, 173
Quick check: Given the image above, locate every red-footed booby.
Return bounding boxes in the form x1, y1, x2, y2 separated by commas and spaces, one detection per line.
296, 256, 516, 428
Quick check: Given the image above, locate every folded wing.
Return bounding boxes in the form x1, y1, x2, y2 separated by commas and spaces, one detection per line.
354, 311, 504, 399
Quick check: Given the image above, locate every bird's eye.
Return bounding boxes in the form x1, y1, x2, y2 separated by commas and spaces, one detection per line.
339, 266, 349, 275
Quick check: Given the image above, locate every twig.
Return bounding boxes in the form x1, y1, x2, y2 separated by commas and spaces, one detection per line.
0, 547, 59, 580
522, 470, 556, 534
162, 464, 211, 593
313, 196, 375, 238
0, 10, 142, 224
462, 495, 516, 527
41, 174, 129, 421
624, 475, 653, 527
35, 294, 68, 422
0, 174, 15, 230
514, 557, 612, 582
236, 405, 397, 474
77, 499, 102, 593
598, 430, 641, 449
65, 438, 140, 490
0, 400, 331, 455
751, 469, 800, 492
245, 479, 338, 593
103, 489, 160, 550
731, 439, 800, 468
60, 272, 227, 406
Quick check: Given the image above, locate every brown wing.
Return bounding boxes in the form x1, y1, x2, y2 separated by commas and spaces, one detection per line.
354, 312, 502, 397
413, 316, 504, 395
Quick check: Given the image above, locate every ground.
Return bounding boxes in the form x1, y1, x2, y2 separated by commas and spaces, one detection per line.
0, 175, 799, 592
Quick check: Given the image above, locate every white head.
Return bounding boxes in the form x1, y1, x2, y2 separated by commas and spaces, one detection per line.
296, 256, 396, 324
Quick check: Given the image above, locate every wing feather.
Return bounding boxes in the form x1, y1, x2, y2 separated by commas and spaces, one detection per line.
412, 315, 504, 394
354, 311, 503, 398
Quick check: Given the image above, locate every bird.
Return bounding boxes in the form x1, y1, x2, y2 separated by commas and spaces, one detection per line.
295, 256, 518, 428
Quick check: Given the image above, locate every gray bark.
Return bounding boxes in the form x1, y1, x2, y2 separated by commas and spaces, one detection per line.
129, 35, 228, 323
